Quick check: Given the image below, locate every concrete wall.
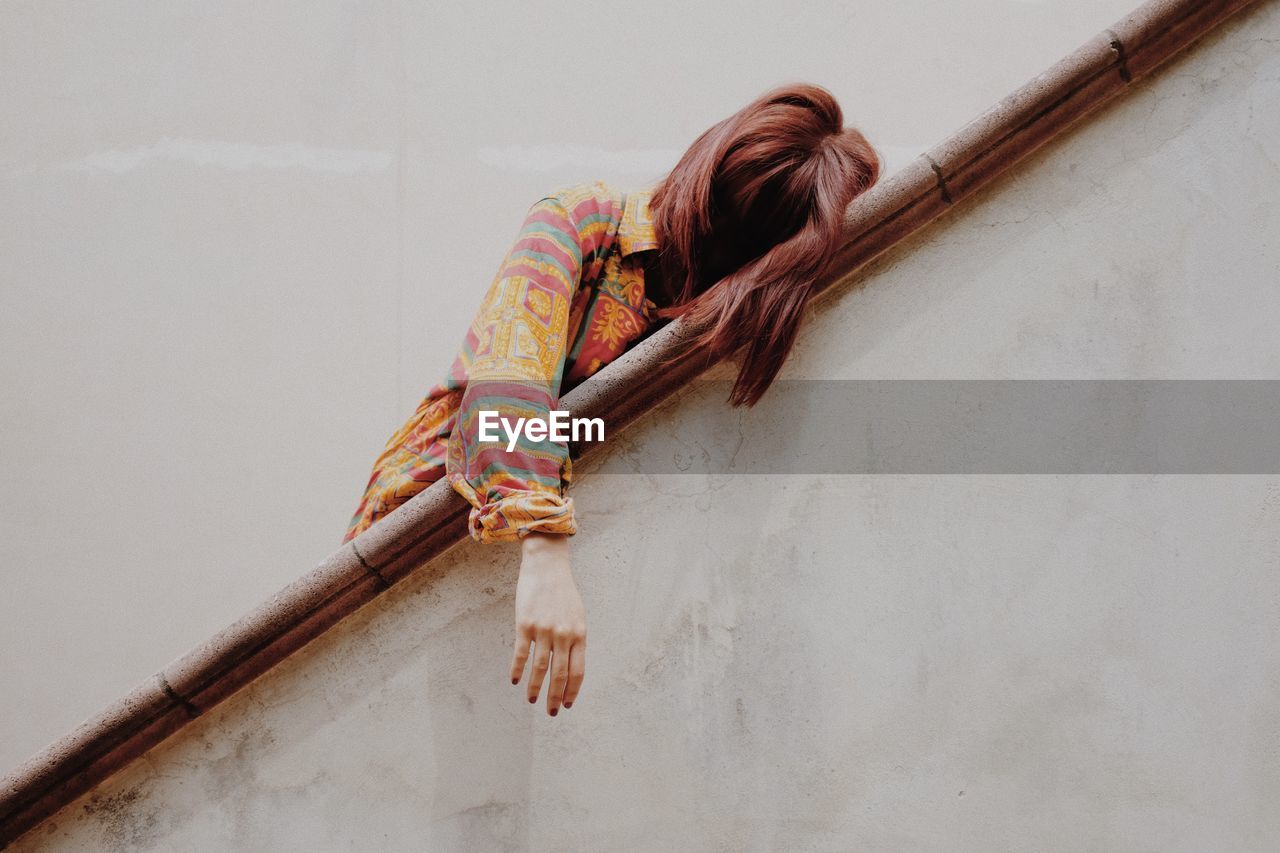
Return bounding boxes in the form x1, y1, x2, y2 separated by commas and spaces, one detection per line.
5, 0, 1280, 850
0, 0, 1142, 774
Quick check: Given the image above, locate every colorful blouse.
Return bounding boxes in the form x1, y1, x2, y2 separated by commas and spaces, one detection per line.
343, 180, 662, 545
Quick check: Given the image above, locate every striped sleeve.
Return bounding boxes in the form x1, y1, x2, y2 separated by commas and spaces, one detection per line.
445, 194, 584, 543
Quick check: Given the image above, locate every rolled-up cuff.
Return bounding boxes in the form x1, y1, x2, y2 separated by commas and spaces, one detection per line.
449, 476, 578, 543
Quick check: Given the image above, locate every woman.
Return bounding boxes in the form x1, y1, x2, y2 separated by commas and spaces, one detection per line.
343, 82, 880, 717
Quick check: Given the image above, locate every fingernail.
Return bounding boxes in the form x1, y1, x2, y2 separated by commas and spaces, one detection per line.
564, 701, 573, 709
550, 708, 558, 716
528, 696, 536, 704
511, 677, 518, 685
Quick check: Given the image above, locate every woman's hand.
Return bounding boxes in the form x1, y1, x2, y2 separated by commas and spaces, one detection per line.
511, 532, 586, 716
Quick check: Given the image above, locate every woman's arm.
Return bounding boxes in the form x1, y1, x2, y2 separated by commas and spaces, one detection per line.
444, 192, 589, 716
445, 193, 583, 541
511, 532, 586, 715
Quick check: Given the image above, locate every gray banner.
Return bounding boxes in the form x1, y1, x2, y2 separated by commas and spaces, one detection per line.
579, 380, 1280, 474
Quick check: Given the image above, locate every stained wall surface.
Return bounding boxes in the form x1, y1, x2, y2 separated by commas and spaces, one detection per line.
0, 0, 1144, 772
5, 0, 1280, 850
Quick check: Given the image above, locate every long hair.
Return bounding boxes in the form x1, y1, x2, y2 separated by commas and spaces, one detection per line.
650, 83, 881, 407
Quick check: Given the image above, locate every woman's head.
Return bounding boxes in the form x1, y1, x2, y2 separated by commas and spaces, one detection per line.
650, 82, 881, 407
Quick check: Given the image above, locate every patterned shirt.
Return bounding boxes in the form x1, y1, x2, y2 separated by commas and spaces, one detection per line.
343, 180, 661, 544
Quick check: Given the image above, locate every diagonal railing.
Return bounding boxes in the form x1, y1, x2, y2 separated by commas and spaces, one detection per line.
0, 0, 1262, 845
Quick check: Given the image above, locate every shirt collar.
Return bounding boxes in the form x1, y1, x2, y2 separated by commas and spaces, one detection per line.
618, 188, 659, 256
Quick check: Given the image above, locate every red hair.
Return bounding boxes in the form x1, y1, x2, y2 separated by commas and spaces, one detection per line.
650, 83, 881, 407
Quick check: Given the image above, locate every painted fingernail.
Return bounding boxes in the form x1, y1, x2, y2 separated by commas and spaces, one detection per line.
564, 701, 573, 709
511, 677, 518, 685
528, 696, 536, 703
550, 708, 558, 716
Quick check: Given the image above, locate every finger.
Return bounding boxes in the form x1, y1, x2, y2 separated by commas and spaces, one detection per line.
562, 640, 585, 709
510, 623, 534, 685
527, 630, 552, 705
546, 634, 571, 716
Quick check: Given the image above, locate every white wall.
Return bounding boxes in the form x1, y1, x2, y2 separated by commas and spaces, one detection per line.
0, 0, 1142, 773
6, 0, 1280, 849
